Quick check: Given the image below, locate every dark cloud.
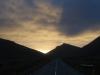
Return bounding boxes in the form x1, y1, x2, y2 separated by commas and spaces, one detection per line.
0, 0, 100, 36
58, 0, 100, 36
0, 18, 17, 26
0, 0, 35, 27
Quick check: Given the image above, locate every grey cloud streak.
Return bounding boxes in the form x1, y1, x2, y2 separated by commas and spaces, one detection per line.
0, 0, 35, 27
0, 0, 100, 36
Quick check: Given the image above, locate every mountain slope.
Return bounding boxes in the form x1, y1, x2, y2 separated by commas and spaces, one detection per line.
0, 38, 43, 62
79, 36, 100, 64
47, 43, 81, 59
0, 38, 44, 75
82, 36, 100, 56
83, 36, 100, 50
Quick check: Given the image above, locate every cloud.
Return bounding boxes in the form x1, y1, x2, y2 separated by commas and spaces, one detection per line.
0, 0, 100, 53
0, 0, 62, 30
0, 0, 100, 35
0, 0, 35, 27
0, 27, 99, 53
58, 0, 100, 35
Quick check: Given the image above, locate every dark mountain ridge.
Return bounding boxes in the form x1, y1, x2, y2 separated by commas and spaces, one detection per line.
0, 38, 44, 75
0, 36, 100, 75
83, 36, 100, 53
47, 43, 81, 58
80, 36, 100, 64
46, 36, 100, 67
0, 38, 44, 62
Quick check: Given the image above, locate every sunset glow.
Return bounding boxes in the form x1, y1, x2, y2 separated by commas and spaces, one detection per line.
0, 0, 100, 53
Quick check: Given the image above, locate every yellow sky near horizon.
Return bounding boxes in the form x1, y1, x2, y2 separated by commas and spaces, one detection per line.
0, 0, 100, 53
0, 28, 99, 53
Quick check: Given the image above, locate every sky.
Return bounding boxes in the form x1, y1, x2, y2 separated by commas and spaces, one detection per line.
0, 0, 100, 53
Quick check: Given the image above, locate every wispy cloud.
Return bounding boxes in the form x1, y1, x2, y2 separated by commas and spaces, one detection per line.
0, 0, 100, 53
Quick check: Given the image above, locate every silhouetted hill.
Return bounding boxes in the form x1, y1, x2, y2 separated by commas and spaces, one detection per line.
0, 38, 43, 61
0, 38, 44, 75
44, 37, 100, 75
47, 43, 80, 58
1, 37, 100, 75
83, 36, 100, 53
77, 36, 100, 58
80, 36, 100, 64
46, 37, 100, 70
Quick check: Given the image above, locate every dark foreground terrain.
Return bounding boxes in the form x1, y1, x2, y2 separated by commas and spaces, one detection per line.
0, 37, 100, 75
